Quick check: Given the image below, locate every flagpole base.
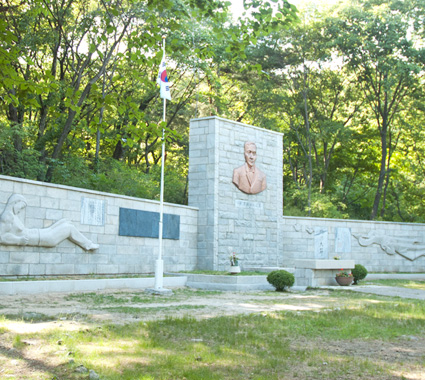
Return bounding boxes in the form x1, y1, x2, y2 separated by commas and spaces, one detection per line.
145, 259, 173, 295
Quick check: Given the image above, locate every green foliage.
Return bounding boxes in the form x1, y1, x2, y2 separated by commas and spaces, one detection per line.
352, 264, 368, 285
50, 156, 187, 204
267, 270, 295, 291
0, 0, 298, 207
1, 0, 425, 221
0, 122, 44, 179
283, 188, 349, 219
326, 0, 425, 220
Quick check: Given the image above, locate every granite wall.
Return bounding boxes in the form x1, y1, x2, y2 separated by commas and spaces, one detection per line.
188, 116, 425, 273
280, 216, 425, 273
1, 116, 425, 278
0, 175, 198, 277
188, 116, 283, 270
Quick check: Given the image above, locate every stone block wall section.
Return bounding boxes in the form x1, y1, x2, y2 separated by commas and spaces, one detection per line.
2, 117, 425, 279
188, 116, 283, 270
281, 216, 425, 273
188, 116, 425, 274
0, 175, 198, 277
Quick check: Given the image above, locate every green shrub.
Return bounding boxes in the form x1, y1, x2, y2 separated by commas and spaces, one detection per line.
267, 270, 295, 291
352, 264, 368, 285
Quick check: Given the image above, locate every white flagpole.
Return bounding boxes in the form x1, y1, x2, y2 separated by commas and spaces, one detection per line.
153, 36, 167, 291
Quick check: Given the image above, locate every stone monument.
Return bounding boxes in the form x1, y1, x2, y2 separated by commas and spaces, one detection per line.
188, 116, 283, 270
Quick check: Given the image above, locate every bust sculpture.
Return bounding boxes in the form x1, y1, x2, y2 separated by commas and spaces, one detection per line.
232, 141, 267, 195
0, 194, 99, 251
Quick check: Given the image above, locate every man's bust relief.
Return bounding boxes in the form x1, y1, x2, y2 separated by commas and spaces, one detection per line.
232, 142, 267, 195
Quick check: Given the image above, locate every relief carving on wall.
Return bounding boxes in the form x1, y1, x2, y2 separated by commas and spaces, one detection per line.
293, 224, 314, 234
293, 224, 425, 262
352, 232, 425, 261
232, 142, 267, 195
0, 194, 99, 251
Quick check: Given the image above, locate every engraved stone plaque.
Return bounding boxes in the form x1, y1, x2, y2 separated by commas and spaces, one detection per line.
81, 197, 105, 226
235, 200, 264, 210
314, 227, 328, 259
119, 208, 180, 240
335, 227, 352, 253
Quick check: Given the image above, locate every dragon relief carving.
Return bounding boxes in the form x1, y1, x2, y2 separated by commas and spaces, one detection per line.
353, 232, 425, 261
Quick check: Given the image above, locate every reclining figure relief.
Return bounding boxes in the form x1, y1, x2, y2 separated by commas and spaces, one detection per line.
0, 194, 99, 251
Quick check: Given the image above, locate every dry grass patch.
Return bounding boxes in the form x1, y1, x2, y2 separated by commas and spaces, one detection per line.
0, 287, 424, 379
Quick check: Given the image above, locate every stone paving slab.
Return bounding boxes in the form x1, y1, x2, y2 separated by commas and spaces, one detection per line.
339, 285, 425, 301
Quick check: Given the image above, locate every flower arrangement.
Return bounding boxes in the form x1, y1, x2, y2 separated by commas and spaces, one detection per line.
229, 252, 239, 266
335, 269, 353, 277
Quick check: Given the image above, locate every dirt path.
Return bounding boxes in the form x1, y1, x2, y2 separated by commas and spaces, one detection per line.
0, 287, 339, 325
1, 287, 425, 380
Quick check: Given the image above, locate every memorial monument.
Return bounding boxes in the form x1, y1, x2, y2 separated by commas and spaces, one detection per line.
188, 116, 283, 270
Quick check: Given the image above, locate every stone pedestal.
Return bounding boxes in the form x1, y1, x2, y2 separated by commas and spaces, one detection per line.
294, 259, 355, 287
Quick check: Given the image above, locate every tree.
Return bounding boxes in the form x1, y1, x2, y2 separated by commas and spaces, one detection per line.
242, 7, 363, 217
0, 0, 298, 205
328, 0, 425, 220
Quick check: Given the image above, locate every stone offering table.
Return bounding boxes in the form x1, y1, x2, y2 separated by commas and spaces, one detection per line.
294, 259, 355, 287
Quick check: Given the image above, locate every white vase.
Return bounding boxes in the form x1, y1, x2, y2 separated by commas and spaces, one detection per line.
229, 265, 241, 274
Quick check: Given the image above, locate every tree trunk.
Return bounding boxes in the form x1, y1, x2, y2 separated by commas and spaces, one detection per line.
7, 89, 23, 152
370, 125, 387, 220
44, 18, 132, 181
303, 66, 312, 216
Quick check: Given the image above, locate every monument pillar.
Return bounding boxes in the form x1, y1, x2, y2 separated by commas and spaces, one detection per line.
188, 117, 283, 270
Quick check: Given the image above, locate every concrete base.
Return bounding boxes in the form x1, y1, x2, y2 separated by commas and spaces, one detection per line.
1, 272, 423, 295
0, 276, 187, 295
294, 259, 355, 287
184, 273, 274, 291
294, 259, 355, 270
243, 267, 295, 274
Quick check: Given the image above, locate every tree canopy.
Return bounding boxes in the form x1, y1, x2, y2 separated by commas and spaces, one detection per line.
1, 0, 424, 222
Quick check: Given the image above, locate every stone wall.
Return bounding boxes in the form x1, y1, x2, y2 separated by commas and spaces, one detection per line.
280, 216, 425, 273
188, 116, 283, 270
2, 117, 425, 278
188, 116, 425, 273
0, 175, 198, 277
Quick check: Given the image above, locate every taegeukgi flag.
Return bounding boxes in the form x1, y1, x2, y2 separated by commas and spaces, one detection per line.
157, 54, 172, 101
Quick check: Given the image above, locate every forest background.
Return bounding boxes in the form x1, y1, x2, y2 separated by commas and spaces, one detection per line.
1, 0, 424, 222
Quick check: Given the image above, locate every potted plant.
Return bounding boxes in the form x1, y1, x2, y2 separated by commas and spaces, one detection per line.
335, 269, 353, 286
229, 252, 241, 274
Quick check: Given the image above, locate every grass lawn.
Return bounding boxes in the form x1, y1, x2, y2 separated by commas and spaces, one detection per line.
364, 279, 425, 290
0, 286, 424, 379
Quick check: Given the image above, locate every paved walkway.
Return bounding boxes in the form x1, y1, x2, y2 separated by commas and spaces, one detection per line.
345, 285, 425, 300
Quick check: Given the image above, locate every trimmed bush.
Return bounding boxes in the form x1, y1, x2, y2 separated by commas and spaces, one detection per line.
352, 264, 368, 285
267, 270, 295, 291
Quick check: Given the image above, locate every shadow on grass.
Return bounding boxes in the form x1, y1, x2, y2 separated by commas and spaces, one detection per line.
0, 342, 79, 379
1, 291, 424, 380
